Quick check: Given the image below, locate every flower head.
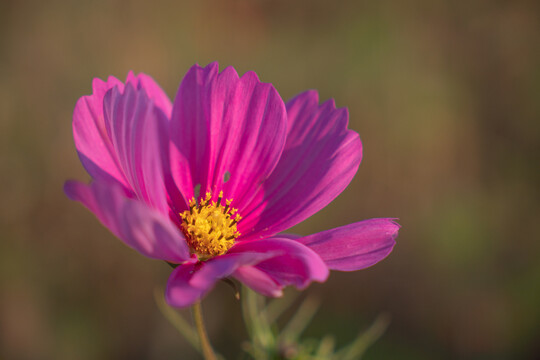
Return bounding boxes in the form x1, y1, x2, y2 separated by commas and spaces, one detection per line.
65, 63, 400, 307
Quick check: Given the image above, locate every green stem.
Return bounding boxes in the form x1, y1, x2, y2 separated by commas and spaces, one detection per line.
241, 286, 274, 358
154, 288, 200, 351
191, 301, 217, 360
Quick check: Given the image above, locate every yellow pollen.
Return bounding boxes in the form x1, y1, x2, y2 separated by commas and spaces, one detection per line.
180, 191, 241, 260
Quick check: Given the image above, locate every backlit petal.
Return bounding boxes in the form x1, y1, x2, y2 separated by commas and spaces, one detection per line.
73, 76, 127, 187
169, 62, 287, 214
64, 180, 189, 262
233, 266, 283, 297
125, 72, 172, 117
229, 238, 329, 289
240, 90, 362, 241
73, 73, 172, 209
297, 218, 399, 271
102, 84, 170, 213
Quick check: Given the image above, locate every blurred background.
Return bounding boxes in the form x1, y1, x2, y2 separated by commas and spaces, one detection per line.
1, 0, 539, 359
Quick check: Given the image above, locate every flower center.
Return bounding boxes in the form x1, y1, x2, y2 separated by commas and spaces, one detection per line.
180, 191, 241, 260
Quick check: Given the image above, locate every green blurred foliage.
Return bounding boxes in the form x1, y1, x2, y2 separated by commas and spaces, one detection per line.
1, 0, 539, 359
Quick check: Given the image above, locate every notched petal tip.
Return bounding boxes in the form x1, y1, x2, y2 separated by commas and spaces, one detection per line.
286, 89, 319, 109
388, 218, 401, 232
381, 218, 401, 243
201, 61, 220, 71
239, 69, 261, 84
183, 62, 220, 82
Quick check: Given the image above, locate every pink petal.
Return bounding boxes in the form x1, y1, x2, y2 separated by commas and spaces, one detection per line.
297, 218, 399, 271
73, 73, 172, 202
233, 266, 283, 297
164, 262, 203, 308
73, 76, 128, 188
64, 180, 189, 263
125, 72, 172, 118
165, 252, 277, 307
102, 84, 171, 213
169, 62, 287, 213
229, 238, 329, 290
166, 238, 328, 307
240, 90, 362, 241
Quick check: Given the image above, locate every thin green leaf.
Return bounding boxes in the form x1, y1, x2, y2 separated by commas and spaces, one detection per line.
264, 290, 301, 324
314, 335, 336, 359
241, 286, 276, 359
337, 313, 391, 360
153, 288, 200, 352
280, 297, 320, 344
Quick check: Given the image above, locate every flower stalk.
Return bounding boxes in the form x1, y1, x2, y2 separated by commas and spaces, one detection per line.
191, 302, 217, 360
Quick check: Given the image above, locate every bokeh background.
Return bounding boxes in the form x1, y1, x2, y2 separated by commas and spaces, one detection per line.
1, 0, 539, 359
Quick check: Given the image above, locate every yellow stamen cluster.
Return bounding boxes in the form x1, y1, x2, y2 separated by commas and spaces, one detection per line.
180, 191, 241, 260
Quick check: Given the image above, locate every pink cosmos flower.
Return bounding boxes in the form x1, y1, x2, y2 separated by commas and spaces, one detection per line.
65, 62, 399, 307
